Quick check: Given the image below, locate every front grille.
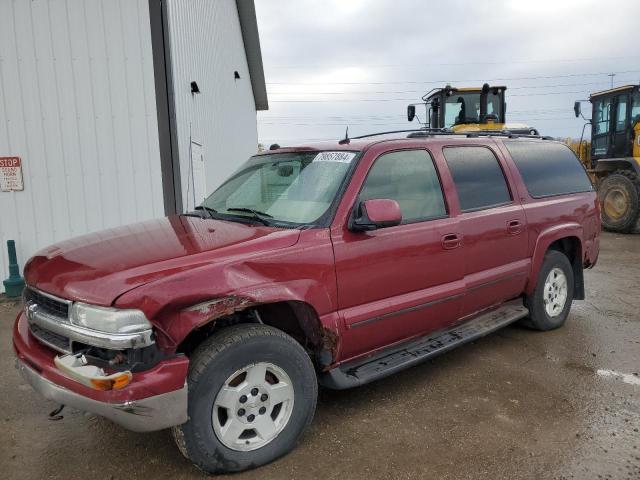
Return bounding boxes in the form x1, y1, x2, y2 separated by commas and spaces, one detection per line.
24, 287, 69, 318
29, 323, 71, 353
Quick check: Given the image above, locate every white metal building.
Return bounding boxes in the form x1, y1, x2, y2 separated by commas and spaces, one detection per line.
0, 0, 268, 291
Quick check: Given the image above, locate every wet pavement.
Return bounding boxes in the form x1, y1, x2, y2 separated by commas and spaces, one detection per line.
1, 231, 638, 479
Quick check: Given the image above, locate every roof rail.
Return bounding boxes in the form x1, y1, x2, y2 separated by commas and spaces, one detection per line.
341, 128, 448, 143
338, 128, 555, 143
407, 129, 555, 140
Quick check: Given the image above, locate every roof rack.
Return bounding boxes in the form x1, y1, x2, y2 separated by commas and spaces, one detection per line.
339, 127, 452, 145
407, 130, 554, 140
337, 128, 555, 144
347, 128, 448, 141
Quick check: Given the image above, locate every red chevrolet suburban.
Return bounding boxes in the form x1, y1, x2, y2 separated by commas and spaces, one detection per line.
13, 132, 600, 473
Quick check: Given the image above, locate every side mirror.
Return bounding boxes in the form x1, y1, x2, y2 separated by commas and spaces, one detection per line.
351, 199, 402, 231
407, 105, 416, 122
574, 101, 581, 118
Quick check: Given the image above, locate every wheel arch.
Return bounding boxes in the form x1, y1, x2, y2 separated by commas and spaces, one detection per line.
175, 298, 338, 370
526, 226, 585, 299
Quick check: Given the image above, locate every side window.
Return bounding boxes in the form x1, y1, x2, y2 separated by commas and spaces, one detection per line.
616, 97, 628, 133
359, 150, 446, 223
442, 146, 511, 212
504, 141, 594, 198
632, 92, 640, 125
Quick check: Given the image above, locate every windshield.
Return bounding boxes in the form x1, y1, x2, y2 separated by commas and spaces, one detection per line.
443, 91, 503, 127
201, 151, 357, 226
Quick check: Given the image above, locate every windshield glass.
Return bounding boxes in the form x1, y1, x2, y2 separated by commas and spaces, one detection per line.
201, 151, 357, 225
443, 91, 503, 127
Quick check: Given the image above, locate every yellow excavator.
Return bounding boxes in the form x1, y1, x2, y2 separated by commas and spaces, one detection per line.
573, 84, 640, 232
407, 83, 539, 135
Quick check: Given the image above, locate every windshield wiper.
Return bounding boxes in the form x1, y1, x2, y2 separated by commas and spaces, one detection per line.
195, 205, 218, 219
226, 207, 273, 225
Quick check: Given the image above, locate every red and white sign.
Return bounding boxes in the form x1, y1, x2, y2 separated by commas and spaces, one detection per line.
0, 157, 24, 192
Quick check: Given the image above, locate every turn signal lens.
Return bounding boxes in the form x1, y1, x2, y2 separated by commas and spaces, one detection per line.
90, 372, 132, 391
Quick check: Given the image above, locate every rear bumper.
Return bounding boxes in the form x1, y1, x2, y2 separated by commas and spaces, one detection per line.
13, 311, 190, 432
15, 358, 187, 432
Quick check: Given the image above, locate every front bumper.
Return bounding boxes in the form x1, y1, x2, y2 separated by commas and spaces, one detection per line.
13, 311, 190, 432
16, 358, 187, 432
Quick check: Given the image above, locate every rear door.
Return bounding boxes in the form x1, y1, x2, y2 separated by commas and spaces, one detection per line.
331, 147, 465, 362
441, 144, 529, 318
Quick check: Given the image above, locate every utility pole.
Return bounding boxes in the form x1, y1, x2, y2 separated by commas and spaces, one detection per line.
608, 73, 616, 89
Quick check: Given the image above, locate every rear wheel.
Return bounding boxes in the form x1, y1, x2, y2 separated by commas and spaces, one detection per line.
173, 324, 317, 474
522, 250, 575, 331
598, 171, 640, 233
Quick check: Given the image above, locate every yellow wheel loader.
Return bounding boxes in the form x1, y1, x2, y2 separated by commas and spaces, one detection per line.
574, 85, 640, 233
407, 83, 539, 135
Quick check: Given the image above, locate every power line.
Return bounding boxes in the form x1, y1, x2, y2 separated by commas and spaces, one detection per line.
266, 81, 612, 96
265, 70, 640, 86
260, 114, 578, 126
259, 108, 569, 119
267, 55, 640, 69
268, 89, 595, 103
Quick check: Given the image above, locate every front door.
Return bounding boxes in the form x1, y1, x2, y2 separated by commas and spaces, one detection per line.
441, 145, 529, 318
331, 148, 465, 362
591, 96, 613, 159
612, 94, 632, 157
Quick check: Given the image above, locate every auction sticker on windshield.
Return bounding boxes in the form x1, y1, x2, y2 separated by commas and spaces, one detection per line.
313, 152, 356, 163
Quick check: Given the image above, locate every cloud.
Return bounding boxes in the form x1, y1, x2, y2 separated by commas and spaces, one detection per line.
255, 0, 639, 144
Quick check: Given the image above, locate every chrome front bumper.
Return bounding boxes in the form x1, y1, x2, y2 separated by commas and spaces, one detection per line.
16, 358, 188, 432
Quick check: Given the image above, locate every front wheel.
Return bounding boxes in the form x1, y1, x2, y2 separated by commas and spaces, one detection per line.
598, 171, 640, 233
173, 324, 317, 474
522, 250, 575, 331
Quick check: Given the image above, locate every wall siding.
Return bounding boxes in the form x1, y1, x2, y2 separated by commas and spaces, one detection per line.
0, 0, 164, 292
166, 0, 258, 211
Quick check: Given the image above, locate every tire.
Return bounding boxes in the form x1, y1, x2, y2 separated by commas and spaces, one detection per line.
172, 324, 317, 474
598, 171, 640, 233
522, 250, 575, 331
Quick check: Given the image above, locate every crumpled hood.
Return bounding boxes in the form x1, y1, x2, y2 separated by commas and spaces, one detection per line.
24, 215, 300, 305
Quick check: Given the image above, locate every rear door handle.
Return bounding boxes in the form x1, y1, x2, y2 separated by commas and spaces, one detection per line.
507, 220, 523, 235
441, 233, 462, 250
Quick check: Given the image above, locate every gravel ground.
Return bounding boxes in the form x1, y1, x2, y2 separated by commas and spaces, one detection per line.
1, 231, 638, 479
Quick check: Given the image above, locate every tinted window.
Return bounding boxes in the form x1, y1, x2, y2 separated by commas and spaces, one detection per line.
359, 150, 446, 222
443, 146, 511, 212
504, 141, 594, 198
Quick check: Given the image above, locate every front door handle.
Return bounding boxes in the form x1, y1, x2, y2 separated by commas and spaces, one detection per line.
442, 233, 462, 250
507, 220, 523, 235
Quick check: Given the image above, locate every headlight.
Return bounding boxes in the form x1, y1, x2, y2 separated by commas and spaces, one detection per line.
70, 303, 152, 334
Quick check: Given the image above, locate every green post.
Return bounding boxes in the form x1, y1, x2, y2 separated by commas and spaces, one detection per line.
3, 240, 25, 297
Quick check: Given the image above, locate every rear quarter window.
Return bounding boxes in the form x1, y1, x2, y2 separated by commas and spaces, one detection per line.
504, 141, 594, 198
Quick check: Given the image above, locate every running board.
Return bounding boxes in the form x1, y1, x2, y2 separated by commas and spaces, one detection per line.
320, 300, 528, 389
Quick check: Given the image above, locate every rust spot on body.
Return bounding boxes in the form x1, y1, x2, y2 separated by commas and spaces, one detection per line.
186, 296, 257, 327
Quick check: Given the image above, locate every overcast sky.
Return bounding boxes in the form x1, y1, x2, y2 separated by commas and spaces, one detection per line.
254, 0, 639, 146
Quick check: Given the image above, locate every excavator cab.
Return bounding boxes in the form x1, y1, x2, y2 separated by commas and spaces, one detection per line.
408, 83, 538, 135
588, 85, 640, 162
429, 85, 506, 128
573, 85, 640, 232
